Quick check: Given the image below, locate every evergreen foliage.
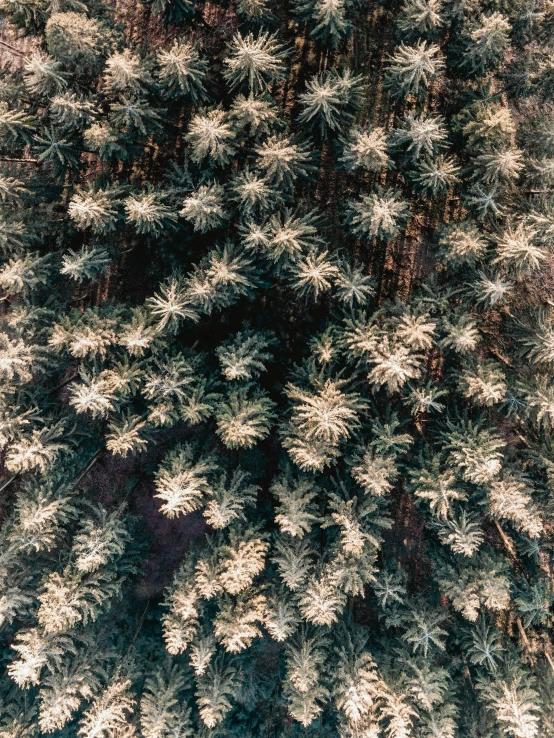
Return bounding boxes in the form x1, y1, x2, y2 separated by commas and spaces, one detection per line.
0, 0, 552, 736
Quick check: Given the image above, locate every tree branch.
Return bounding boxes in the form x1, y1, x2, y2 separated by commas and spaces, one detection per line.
0, 38, 27, 57
49, 371, 79, 395
0, 474, 19, 494
516, 617, 531, 652
71, 449, 102, 490
515, 617, 554, 677
127, 599, 150, 655
488, 347, 514, 369
493, 519, 516, 557
0, 157, 39, 164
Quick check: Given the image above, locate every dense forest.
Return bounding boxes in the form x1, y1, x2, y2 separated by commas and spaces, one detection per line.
0, 0, 553, 735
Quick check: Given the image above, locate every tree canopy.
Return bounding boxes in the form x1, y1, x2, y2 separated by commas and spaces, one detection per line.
0, 0, 553, 737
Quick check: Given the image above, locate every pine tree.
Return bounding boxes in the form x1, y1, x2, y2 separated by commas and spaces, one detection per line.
334, 261, 375, 307
104, 50, 151, 94
284, 627, 329, 725
465, 616, 504, 672
298, 69, 363, 136
78, 678, 136, 738
203, 469, 258, 529
493, 222, 547, 277
231, 169, 282, 215
444, 419, 505, 485
72, 504, 131, 573
438, 221, 488, 267
254, 134, 315, 190
45, 12, 105, 73
218, 530, 269, 594
459, 359, 507, 407
460, 13, 512, 74
140, 661, 192, 738
488, 474, 543, 539
472, 146, 524, 186
340, 125, 389, 172
106, 413, 148, 457
215, 385, 276, 448
223, 32, 288, 92
229, 94, 279, 137
384, 42, 444, 99
235, 0, 274, 25
272, 469, 320, 537
24, 53, 68, 96
392, 112, 448, 162
186, 109, 236, 166
38, 647, 106, 733
213, 591, 267, 652
333, 625, 379, 729
155, 445, 217, 518
157, 40, 208, 102
0, 252, 50, 294
216, 329, 275, 380
345, 188, 411, 241
180, 183, 227, 233
124, 192, 178, 236
145, 0, 195, 25
310, 0, 353, 48
288, 249, 340, 300
396, 0, 444, 40
50, 92, 97, 129
412, 155, 460, 196
61, 246, 111, 283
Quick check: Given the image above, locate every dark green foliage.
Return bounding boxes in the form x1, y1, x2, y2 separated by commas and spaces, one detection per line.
143, 0, 195, 24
